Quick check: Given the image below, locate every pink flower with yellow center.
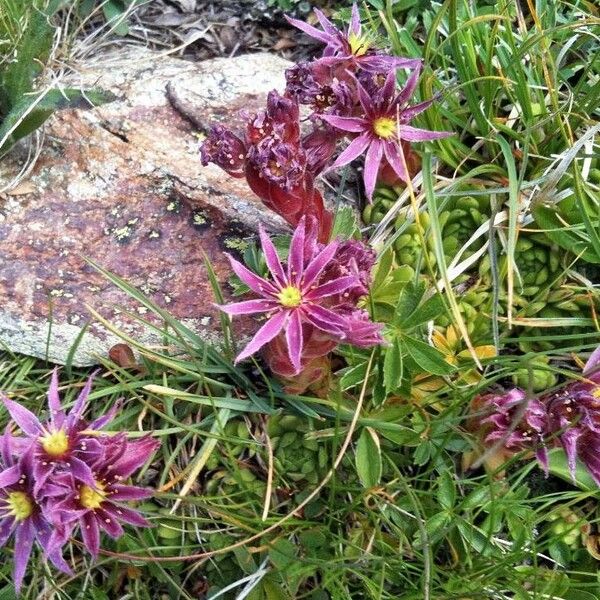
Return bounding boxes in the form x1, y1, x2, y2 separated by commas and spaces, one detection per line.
218, 218, 362, 374
286, 4, 420, 73
322, 67, 452, 199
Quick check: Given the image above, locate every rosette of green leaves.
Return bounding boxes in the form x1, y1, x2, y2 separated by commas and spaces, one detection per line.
268, 414, 329, 486
438, 195, 490, 261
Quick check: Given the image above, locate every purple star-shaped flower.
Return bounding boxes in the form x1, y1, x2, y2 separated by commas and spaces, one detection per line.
481, 388, 549, 472
49, 435, 158, 558
286, 4, 419, 72
322, 68, 452, 199
218, 218, 360, 374
0, 432, 72, 592
543, 348, 600, 485
2, 370, 115, 496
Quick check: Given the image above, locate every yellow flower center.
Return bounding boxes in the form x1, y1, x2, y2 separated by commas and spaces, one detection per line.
7, 491, 33, 521
277, 285, 302, 308
80, 482, 106, 510
347, 32, 370, 57
40, 429, 69, 457
373, 117, 396, 139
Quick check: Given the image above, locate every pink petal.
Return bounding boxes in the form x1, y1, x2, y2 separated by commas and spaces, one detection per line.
259, 226, 286, 285
394, 63, 422, 107
285, 15, 332, 43
320, 114, 368, 133
401, 98, 435, 121
399, 124, 453, 142
357, 78, 374, 115
363, 139, 384, 200
359, 55, 422, 72
288, 217, 306, 285
235, 310, 288, 363
81, 512, 100, 558
305, 276, 357, 300
349, 3, 361, 35
66, 374, 95, 428
227, 254, 277, 297
104, 503, 149, 528
383, 140, 408, 182
2, 398, 42, 436
381, 69, 398, 106
583, 346, 600, 376
69, 456, 96, 487
218, 299, 278, 316
0, 465, 21, 487
96, 508, 124, 538
302, 240, 339, 289
326, 134, 372, 173
302, 304, 348, 336
314, 8, 339, 36
13, 519, 34, 593
110, 484, 154, 501
285, 311, 304, 374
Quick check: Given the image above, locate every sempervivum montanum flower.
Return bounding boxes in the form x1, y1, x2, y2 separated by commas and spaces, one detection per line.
476, 388, 549, 473
286, 3, 420, 73
0, 432, 72, 592
218, 217, 383, 376
543, 347, 600, 485
2, 370, 111, 495
0, 370, 159, 588
322, 68, 452, 199
48, 434, 159, 558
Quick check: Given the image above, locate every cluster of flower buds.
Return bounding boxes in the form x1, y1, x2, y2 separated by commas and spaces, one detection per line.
219, 217, 384, 390
0, 371, 159, 591
471, 348, 600, 486
200, 4, 451, 241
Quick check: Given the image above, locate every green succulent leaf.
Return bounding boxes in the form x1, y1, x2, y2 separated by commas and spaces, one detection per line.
331, 205, 360, 240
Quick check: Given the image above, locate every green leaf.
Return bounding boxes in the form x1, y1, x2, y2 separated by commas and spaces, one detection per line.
394, 281, 425, 325
331, 205, 360, 240
269, 538, 297, 570
402, 293, 445, 329
0, 87, 117, 153
547, 540, 571, 567
532, 204, 600, 264
437, 472, 456, 510
403, 336, 454, 376
103, 0, 130, 36
355, 427, 382, 488
546, 448, 598, 492
383, 338, 403, 393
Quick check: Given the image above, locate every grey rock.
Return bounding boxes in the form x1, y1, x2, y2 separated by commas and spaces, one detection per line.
0, 49, 292, 365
